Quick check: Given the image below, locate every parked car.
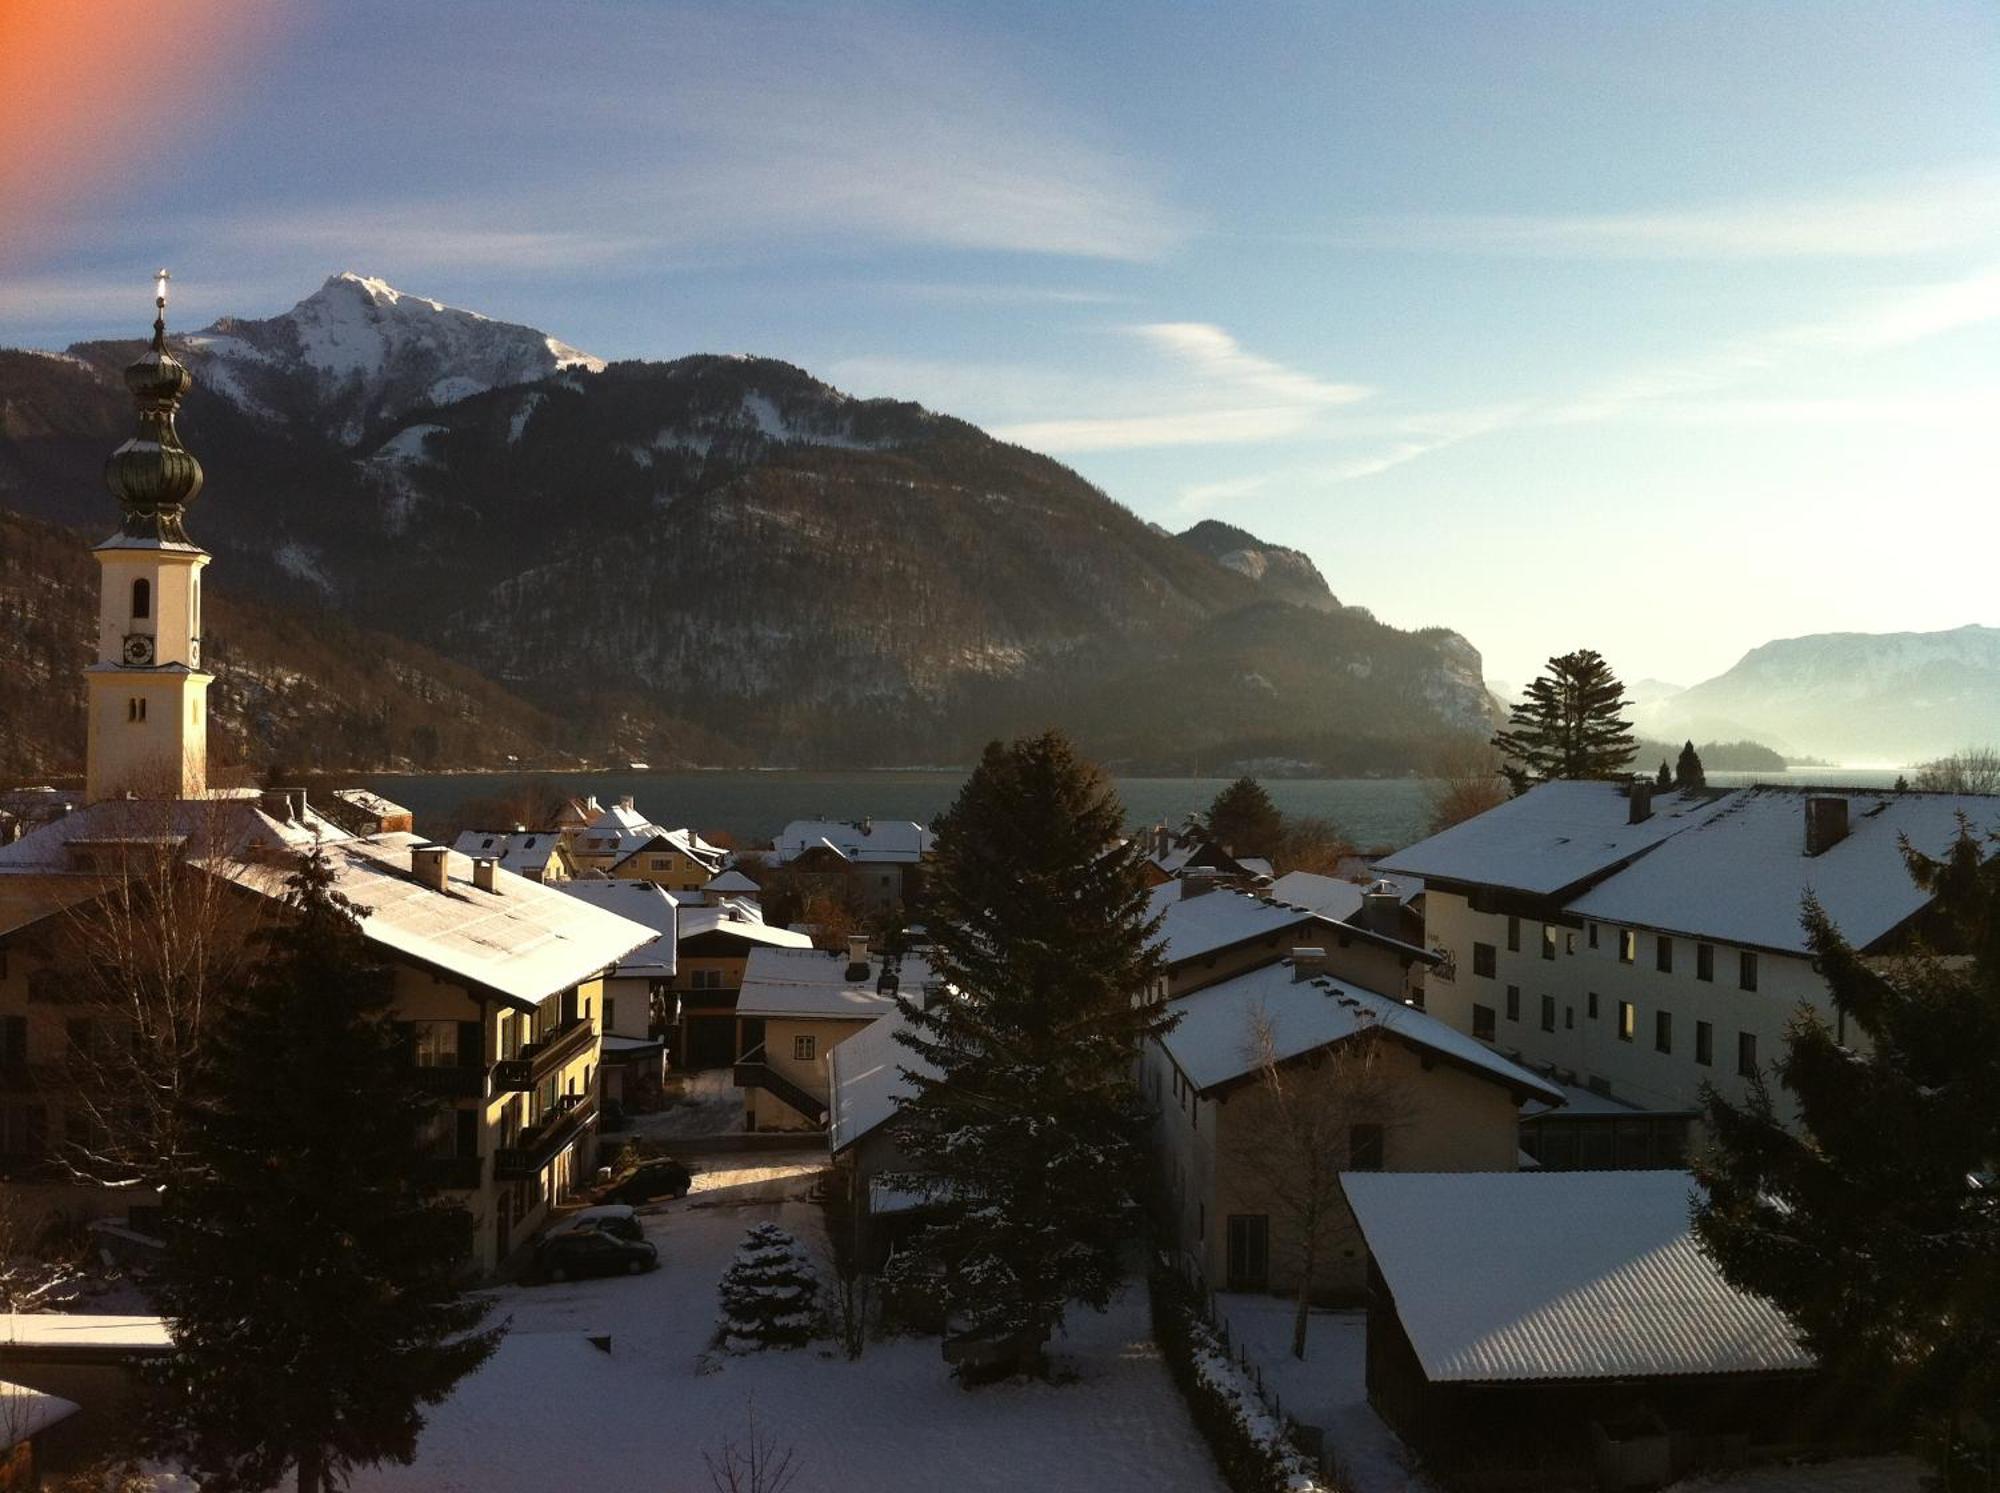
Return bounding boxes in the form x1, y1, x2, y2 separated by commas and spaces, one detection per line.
545, 1204, 645, 1244
534, 1228, 659, 1283
600, 1158, 694, 1205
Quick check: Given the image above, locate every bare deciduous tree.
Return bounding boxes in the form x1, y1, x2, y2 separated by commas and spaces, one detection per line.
1912, 747, 2000, 795
1422, 735, 1509, 835
1231, 1005, 1413, 1360
702, 1399, 801, 1493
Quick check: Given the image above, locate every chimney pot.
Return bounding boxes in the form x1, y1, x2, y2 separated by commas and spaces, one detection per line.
411, 844, 450, 892
1804, 795, 1850, 856
473, 856, 498, 892
618, 796, 635, 813
1359, 880, 1401, 937
844, 934, 871, 981
1291, 946, 1327, 982
1628, 778, 1654, 825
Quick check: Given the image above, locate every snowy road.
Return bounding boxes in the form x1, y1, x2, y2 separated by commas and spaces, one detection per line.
349, 1156, 1226, 1493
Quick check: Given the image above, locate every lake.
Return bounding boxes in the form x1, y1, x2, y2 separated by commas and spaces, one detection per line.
360, 765, 1907, 852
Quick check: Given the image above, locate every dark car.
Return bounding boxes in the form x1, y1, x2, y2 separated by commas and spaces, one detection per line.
600, 1159, 693, 1206
534, 1228, 658, 1283
547, 1204, 645, 1244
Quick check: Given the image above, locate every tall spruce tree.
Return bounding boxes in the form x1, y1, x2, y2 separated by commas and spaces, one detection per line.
152, 851, 499, 1493
1694, 824, 2000, 1487
887, 732, 1171, 1374
1205, 776, 1284, 859
1490, 648, 1636, 795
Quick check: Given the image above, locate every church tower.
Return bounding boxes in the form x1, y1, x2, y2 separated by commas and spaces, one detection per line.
85, 273, 213, 803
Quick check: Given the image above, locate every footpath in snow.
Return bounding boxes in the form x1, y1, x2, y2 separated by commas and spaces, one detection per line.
349, 1156, 1226, 1493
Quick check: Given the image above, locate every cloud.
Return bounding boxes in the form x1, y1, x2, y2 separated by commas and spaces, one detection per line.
1130, 323, 1370, 408
996, 406, 1318, 453
1298, 163, 2000, 260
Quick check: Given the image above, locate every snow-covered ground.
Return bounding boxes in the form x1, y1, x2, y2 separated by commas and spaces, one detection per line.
1660, 1456, 1928, 1493
1214, 1294, 1433, 1493
348, 1156, 1225, 1493
627, 1068, 746, 1141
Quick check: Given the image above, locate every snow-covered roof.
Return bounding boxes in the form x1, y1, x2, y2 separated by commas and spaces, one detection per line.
217, 835, 657, 1007
1159, 958, 1561, 1102
736, 947, 936, 1021
1341, 1170, 1814, 1384
551, 880, 679, 977
1567, 786, 2000, 955
0, 793, 336, 872
0, 1379, 79, 1445
1377, 781, 1740, 897
828, 1010, 936, 1154
0, 1313, 171, 1350
331, 787, 409, 819
452, 828, 565, 877
677, 904, 813, 950
703, 868, 761, 893
1265, 871, 1365, 922
1150, 884, 1431, 967
773, 819, 933, 865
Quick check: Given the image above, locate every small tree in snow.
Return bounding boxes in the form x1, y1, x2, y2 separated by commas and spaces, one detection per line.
702, 1399, 801, 1493
1676, 739, 1707, 790
715, 1224, 817, 1353
1654, 759, 1672, 790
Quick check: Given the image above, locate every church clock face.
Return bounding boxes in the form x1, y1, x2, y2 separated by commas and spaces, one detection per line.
121, 632, 155, 667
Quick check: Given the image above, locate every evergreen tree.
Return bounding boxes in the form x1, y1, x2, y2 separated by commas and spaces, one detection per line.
1694, 824, 2000, 1487
1205, 776, 1283, 858
714, 1223, 818, 1353
1490, 649, 1636, 795
1676, 740, 1706, 790
151, 851, 498, 1493
1655, 759, 1672, 790
888, 732, 1171, 1374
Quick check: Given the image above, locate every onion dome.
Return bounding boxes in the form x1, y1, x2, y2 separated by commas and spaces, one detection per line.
104, 271, 204, 542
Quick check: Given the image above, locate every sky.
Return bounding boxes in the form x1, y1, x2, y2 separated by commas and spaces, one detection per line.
3, 0, 1996, 692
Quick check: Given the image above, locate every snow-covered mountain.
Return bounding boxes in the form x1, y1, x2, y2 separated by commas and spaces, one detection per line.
182, 272, 603, 444
1650, 625, 2000, 765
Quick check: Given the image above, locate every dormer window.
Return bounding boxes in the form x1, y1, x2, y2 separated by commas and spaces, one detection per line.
131, 578, 151, 620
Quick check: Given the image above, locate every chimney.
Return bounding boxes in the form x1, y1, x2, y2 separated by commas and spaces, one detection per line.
1628, 778, 1653, 825
860, 817, 872, 836
411, 844, 450, 892
844, 934, 871, 981
1180, 870, 1219, 900
1291, 946, 1327, 982
261, 787, 304, 823
1804, 795, 1849, 857
1154, 823, 1171, 859
618, 796, 635, 813
472, 856, 498, 893
1360, 880, 1401, 937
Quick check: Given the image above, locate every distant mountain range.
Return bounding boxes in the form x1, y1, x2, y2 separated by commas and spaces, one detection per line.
0, 273, 1498, 777
1633, 626, 2000, 765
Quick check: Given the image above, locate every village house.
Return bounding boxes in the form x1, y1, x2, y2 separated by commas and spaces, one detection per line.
1378, 778, 2000, 1122
567, 799, 724, 892
1144, 952, 1560, 1298
733, 939, 934, 1132
826, 1004, 936, 1265
0, 302, 658, 1278
1150, 880, 1438, 1004
769, 818, 934, 914
448, 827, 573, 884
671, 900, 813, 1068
1343, 1170, 1825, 1489
1137, 825, 1272, 889
550, 879, 678, 1111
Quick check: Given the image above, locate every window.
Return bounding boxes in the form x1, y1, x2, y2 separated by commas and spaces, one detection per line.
127, 697, 146, 723
1588, 992, 1600, 1020
1738, 1031, 1759, 1077
1564, 1005, 1575, 1030
792, 1034, 817, 1063
1587, 922, 1599, 949
1348, 1124, 1385, 1171
1617, 1001, 1635, 1042
1472, 1004, 1496, 1041
1655, 1010, 1672, 1054
1656, 936, 1673, 974
1738, 951, 1759, 992
1225, 1214, 1270, 1291
0, 1103, 47, 1158
1618, 930, 1636, 964
1697, 943, 1715, 982
1541, 925, 1556, 961
1506, 916, 1521, 953
690, 969, 725, 992
1695, 1021, 1714, 1067
1472, 943, 1496, 978
1505, 985, 1521, 1022
0, 1016, 25, 1065
649, 857, 669, 871
1565, 932, 1577, 955
130, 577, 150, 620
1540, 994, 1556, 1033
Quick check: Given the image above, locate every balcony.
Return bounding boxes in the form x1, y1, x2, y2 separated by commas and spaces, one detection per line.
417, 1154, 484, 1191
410, 1063, 487, 1100
492, 1018, 595, 1094
493, 1093, 595, 1182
